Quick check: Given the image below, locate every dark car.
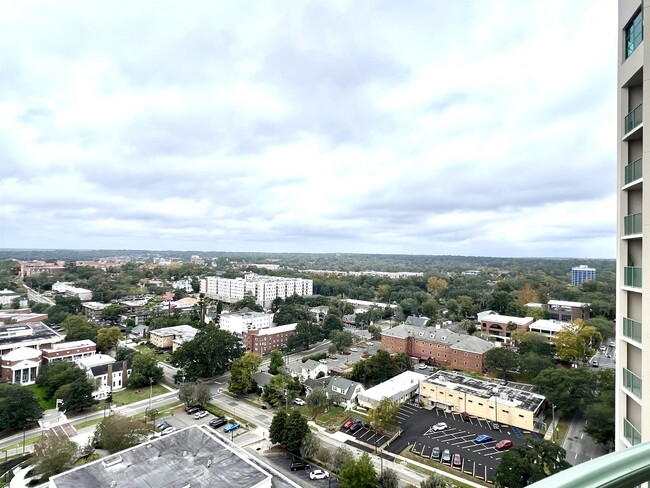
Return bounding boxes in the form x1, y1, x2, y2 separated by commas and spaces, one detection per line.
209, 418, 227, 429
460, 412, 470, 421
349, 420, 363, 433
491, 422, 501, 430
290, 461, 311, 471
157, 421, 171, 431
431, 446, 441, 460
186, 407, 200, 415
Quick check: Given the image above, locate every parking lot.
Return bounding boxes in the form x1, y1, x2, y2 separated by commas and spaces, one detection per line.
264, 453, 339, 487
339, 422, 390, 449
390, 404, 542, 484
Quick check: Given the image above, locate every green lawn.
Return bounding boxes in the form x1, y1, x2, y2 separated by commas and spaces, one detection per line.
26, 384, 56, 410
134, 344, 171, 363
111, 384, 168, 406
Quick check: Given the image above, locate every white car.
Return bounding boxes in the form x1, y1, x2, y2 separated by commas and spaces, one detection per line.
319, 359, 328, 364
294, 398, 306, 406
432, 422, 448, 431
366, 342, 373, 346
162, 426, 176, 435
418, 364, 428, 370
309, 469, 330, 480
349, 347, 358, 352
599, 346, 607, 352
194, 410, 209, 419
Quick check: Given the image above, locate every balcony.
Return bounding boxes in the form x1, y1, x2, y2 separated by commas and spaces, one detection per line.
624, 157, 642, 186
623, 368, 642, 398
624, 212, 642, 236
624, 266, 642, 288
624, 103, 643, 139
528, 441, 650, 487
624, 418, 642, 446
623, 317, 642, 342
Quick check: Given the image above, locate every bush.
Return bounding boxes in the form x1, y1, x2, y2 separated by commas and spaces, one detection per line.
302, 352, 327, 363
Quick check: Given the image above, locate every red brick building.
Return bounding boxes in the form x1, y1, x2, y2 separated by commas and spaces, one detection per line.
42, 340, 97, 363
478, 314, 534, 343
381, 325, 494, 374
243, 323, 296, 355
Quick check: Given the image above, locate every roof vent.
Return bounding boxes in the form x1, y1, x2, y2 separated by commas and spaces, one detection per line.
102, 455, 123, 468
207, 460, 212, 468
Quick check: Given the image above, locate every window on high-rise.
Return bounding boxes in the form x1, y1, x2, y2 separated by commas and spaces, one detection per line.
626, 9, 643, 58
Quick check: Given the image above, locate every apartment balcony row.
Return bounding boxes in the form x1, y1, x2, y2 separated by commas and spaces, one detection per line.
624, 157, 642, 188
623, 103, 643, 140
623, 367, 642, 398
623, 317, 642, 342
624, 212, 642, 236
529, 439, 650, 488
624, 266, 642, 288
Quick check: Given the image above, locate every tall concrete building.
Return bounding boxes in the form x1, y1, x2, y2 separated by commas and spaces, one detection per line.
617, 0, 645, 450
571, 265, 596, 286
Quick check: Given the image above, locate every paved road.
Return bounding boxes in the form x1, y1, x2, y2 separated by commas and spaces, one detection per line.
563, 411, 610, 466
23, 285, 55, 305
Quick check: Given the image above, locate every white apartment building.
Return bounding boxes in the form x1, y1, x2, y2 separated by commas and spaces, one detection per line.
52, 282, 93, 301
219, 311, 274, 335
617, 0, 646, 450
201, 274, 313, 307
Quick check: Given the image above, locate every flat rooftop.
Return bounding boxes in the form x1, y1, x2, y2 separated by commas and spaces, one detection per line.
547, 300, 590, 308
424, 370, 546, 414
0, 322, 61, 347
49, 426, 278, 488
361, 371, 428, 401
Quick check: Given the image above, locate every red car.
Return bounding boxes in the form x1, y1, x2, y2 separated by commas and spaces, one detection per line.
343, 419, 356, 429
495, 439, 513, 451
452, 453, 462, 468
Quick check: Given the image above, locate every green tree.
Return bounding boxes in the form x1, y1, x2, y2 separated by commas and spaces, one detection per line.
368, 397, 400, 432
32, 433, 79, 479
485, 347, 519, 378
533, 368, 598, 415
172, 325, 243, 380
263, 373, 300, 407
194, 382, 212, 406
323, 314, 343, 337
60, 378, 96, 412
584, 368, 615, 445
128, 349, 164, 387
517, 332, 554, 358
519, 353, 555, 379
420, 298, 439, 320
36, 361, 87, 399
93, 414, 148, 453
231, 295, 263, 312
378, 467, 399, 488
339, 452, 377, 488
96, 326, 122, 353
100, 304, 127, 323
268, 349, 284, 375
551, 321, 602, 364
229, 352, 262, 395
494, 439, 570, 487
0, 383, 42, 431
284, 410, 310, 453
306, 387, 328, 414
269, 410, 288, 445
178, 382, 196, 405
420, 474, 452, 488
584, 316, 615, 341
331, 330, 354, 352
367, 324, 382, 340
331, 445, 354, 473
60, 314, 98, 342
300, 431, 321, 460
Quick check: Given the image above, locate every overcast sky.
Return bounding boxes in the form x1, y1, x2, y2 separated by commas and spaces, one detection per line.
0, 1, 616, 258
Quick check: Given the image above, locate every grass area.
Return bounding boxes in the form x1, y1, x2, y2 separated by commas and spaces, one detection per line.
26, 385, 56, 410
111, 384, 168, 406
554, 416, 571, 444
134, 344, 171, 363
74, 418, 103, 430
400, 446, 485, 488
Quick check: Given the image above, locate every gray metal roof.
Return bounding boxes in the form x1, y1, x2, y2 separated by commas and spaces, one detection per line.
382, 324, 493, 354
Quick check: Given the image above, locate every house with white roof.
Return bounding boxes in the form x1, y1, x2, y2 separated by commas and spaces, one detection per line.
288, 359, 328, 382
357, 371, 428, 409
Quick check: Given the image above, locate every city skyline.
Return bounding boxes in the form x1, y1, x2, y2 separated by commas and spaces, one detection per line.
0, 1, 615, 258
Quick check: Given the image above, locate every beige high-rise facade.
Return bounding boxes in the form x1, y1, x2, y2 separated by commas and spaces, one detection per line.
617, 0, 646, 450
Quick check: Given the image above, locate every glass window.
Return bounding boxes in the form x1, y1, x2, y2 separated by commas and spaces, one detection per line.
626, 10, 643, 58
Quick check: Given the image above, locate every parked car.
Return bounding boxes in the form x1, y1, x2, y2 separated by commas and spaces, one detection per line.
432, 422, 448, 431
431, 446, 441, 459
418, 364, 428, 370
343, 419, 356, 429
592, 360, 599, 367
194, 410, 209, 420
157, 422, 171, 431
294, 398, 306, 406
290, 461, 311, 471
156, 420, 170, 429
349, 420, 363, 432
499, 378, 508, 386
186, 407, 200, 415
610, 341, 615, 347
491, 422, 501, 431
309, 469, 330, 479
209, 418, 227, 429
441, 449, 451, 463
460, 412, 470, 422
365, 342, 373, 346
224, 422, 240, 433
349, 348, 358, 352
475, 434, 493, 444
599, 345, 607, 352
495, 439, 513, 451
452, 453, 462, 468
162, 426, 176, 435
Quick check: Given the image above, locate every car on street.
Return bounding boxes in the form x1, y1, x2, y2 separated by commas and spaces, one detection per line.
610, 341, 615, 347
294, 398, 306, 406
194, 410, 209, 419
475, 434, 493, 443
452, 453, 462, 468
441, 449, 451, 463
431, 446, 441, 459
349, 420, 363, 432
343, 419, 356, 429
224, 422, 240, 433
599, 345, 607, 352
432, 422, 448, 431
290, 461, 311, 471
349, 348, 358, 352
495, 439, 514, 451
309, 469, 330, 480
209, 418, 227, 429
162, 426, 176, 435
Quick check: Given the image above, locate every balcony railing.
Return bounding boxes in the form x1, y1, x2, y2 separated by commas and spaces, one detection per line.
625, 157, 643, 185
625, 103, 643, 134
623, 368, 642, 397
624, 266, 642, 287
624, 212, 642, 235
623, 317, 642, 342
624, 418, 642, 446
528, 441, 650, 487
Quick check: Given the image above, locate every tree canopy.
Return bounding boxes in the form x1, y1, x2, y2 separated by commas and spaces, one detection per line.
494, 439, 570, 487
228, 352, 262, 394
129, 349, 164, 387
36, 361, 87, 399
93, 414, 149, 453
338, 452, 377, 488
0, 383, 42, 431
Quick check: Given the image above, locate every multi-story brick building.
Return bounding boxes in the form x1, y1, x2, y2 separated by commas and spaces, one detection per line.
81, 302, 108, 322
42, 340, 97, 363
149, 325, 198, 349
1, 347, 42, 385
542, 300, 591, 322
381, 324, 493, 373
0, 322, 62, 356
243, 323, 297, 355
19, 260, 65, 278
